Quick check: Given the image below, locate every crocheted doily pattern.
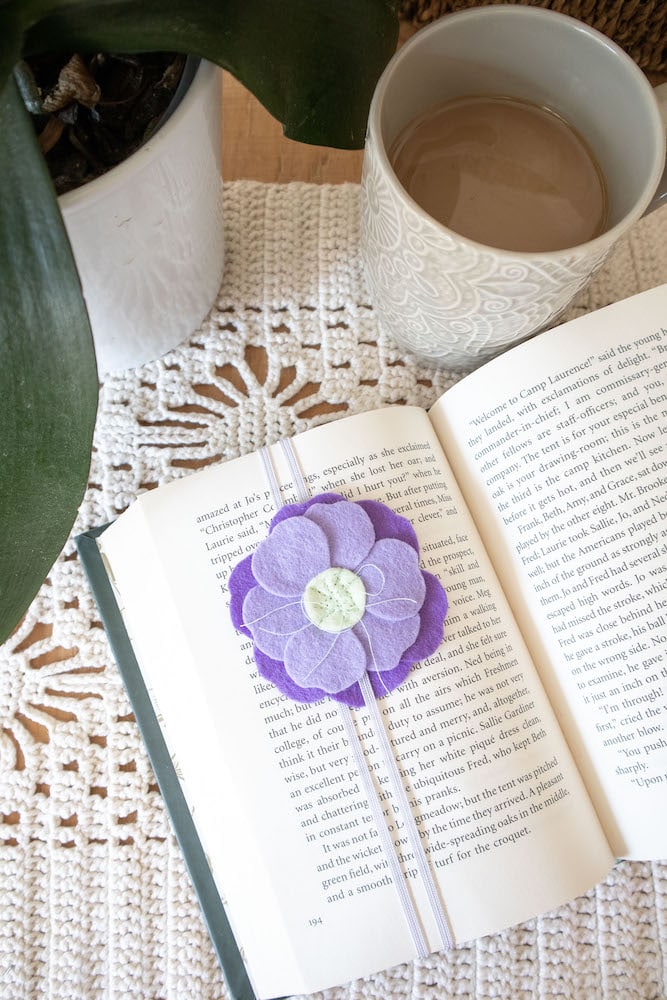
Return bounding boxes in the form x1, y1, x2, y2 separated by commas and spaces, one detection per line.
1, 182, 666, 999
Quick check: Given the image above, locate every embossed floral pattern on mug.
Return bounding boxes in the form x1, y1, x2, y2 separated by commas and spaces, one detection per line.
361, 133, 612, 369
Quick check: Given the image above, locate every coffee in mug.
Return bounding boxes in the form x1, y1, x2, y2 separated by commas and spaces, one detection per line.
388, 95, 608, 253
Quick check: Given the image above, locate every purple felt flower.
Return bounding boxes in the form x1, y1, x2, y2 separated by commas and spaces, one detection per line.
229, 493, 447, 708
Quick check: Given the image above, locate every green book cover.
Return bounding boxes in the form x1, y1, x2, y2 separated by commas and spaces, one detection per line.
76, 526, 258, 1000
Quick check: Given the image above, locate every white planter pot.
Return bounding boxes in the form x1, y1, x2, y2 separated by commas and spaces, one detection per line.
59, 59, 224, 374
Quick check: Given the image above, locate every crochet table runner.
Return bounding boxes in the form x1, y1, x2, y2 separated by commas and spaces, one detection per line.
1, 181, 666, 1000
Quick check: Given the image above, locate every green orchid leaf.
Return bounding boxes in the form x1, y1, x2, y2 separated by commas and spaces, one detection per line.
19, 0, 399, 148
0, 77, 98, 644
0, 6, 23, 89
0, 0, 398, 642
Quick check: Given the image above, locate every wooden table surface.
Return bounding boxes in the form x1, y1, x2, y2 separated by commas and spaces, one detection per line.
220, 23, 664, 187
220, 23, 418, 185
221, 72, 365, 185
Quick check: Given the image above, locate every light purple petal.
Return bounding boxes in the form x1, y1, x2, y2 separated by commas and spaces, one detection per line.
365, 573, 447, 700
255, 647, 329, 704
304, 500, 376, 569
406, 571, 449, 663
242, 585, 308, 660
353, 614, 420, 672
360, 538, 426, 620
284, 627, 366, 694
269, 492, 346, 530
252, 517, 330, 596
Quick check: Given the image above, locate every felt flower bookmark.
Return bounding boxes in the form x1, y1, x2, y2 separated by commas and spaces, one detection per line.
229, 441, 453, 955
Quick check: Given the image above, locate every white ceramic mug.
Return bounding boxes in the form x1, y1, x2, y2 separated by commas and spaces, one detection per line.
361, 6, 667, 369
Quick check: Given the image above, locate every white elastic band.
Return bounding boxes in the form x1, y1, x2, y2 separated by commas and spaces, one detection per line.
260, 441, 310, 509
261, 438, 453, 957
279, 438, 310, 502
259, 446, 282, 512
360, 672, 454, 950
338, 700, 429, 958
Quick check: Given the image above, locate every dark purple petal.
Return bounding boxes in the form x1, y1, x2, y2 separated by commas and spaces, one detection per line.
304, 500, 375, 569
284, 627, 366, 694
357, 499, 419, 553
229, 554, 257, 636
353, 613, 420, 672
402, 571, 448, 663
366, 659, 415, 700
361, 538, 426, 620
251, 517, 329, 596
332, 682, 365, 708
242, 585, 308, 660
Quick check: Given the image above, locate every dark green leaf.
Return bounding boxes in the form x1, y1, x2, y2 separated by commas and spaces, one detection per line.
20, 0, 399, 148
0, 0, 398, 641
0, 5, 23, 89
0, 77, 98, 643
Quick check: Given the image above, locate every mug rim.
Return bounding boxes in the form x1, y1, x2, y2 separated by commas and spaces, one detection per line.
367, 4, 666, 261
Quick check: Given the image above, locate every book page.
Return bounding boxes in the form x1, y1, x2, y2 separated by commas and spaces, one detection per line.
99, 405, 611, 998
431, 285, 667, 860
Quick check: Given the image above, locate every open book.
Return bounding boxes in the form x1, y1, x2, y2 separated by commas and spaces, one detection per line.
80, 284, 667, 1000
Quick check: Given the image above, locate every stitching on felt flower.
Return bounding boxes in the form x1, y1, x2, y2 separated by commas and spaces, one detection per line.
300, 632, 341, 683
356, 618, 392, 697
242, 599, 304, 631
366, 597, 420, 612
355, 562, 385, 596
229, 493, 448, 707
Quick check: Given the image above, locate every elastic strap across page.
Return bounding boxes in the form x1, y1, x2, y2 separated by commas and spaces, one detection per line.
258, 440, 453, 956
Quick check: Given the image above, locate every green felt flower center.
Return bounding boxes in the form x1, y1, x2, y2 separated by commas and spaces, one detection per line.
303, 568, 366, 633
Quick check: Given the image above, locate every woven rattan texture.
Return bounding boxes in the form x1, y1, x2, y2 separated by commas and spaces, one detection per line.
399, 0, 667, 73
1, 182, 667, 999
